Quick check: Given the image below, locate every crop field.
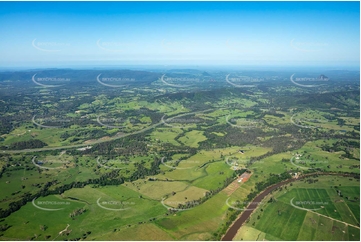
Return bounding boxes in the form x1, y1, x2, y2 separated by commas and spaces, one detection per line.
233, 225, 266, 241
0, 66, 359, 241
234, 176, 360, 241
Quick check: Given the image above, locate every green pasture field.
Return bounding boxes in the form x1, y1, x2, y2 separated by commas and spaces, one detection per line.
233, 175, 360, 241
192, 161, 235, 191
0, 154, 103, 210
96, 154, 155, 171
233, 225, 266, 241
216, 97, 258, 108
124, 180, 190, 200
178, 130, 207, 148
150, 128, 183, 146
163, 185, 208, 207
263, 112, 291, 126
291, 109, 358, 131
154, 191, 230, 240
0, 185, 166, 241
91, 222, 175, 240
289, 139, 360, 172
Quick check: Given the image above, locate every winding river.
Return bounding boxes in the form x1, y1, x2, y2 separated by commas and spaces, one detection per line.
221, 172, 357, 241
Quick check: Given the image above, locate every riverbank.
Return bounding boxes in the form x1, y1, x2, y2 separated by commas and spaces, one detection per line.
221, 172, 358, 241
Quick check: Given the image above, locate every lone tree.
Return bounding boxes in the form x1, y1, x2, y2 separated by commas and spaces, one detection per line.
40, 225, 47, 231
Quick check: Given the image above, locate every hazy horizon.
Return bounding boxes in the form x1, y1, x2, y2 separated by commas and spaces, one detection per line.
0, 1, 359, 69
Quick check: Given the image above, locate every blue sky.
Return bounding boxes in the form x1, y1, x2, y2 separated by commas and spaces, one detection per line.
0, 1, 359, 68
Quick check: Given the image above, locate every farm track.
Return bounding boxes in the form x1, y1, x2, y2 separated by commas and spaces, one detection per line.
221, 172, 359, 241
308, 209, 359, 229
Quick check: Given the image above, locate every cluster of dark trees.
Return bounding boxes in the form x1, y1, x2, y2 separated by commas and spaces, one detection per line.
0, 169, 124, 219
79, 133, 150, 157
69, 208, 86, 219
158, 143, 197, 157
320, 139, 359, 160
60, 129, 109, 141
1, 139, 48, 150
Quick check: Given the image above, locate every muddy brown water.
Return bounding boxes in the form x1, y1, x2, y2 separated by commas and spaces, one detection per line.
221, 172, 355, 241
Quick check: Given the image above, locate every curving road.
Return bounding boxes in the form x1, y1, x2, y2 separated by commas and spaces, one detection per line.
2, 109, 216, 154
